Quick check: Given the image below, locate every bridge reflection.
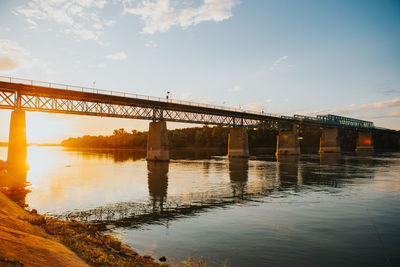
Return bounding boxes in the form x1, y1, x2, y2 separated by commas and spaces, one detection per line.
229, 158, 248, 198
276, 155, 301, 188
46, 151, 388, 231
147, 161, 169, 212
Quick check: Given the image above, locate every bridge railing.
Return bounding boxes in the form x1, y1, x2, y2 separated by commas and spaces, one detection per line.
1, 76, 379, 130
0, 76, 284, 119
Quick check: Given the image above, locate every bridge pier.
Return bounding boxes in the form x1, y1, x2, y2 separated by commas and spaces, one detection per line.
276, 125, 300, 156
319, 128, 341, 153
356, 131, 374, 153
7, 110, 28, 182
227, 127, 249, 158
146, 120, 169, 161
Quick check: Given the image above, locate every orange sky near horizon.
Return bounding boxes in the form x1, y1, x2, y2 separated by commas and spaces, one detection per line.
0, 108, 399, 144
0, 109, 201, 144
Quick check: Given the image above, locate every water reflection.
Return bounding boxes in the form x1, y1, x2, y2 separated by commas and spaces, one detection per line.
64, 148, 146, 163
1, 147, 394, 230
50, 151, 385, 228
56, 152, 385, 230
319, 153, 341, 165
1, 147, 399, 266
0, 160, 29, 208
276, 155, 300, 188
147, 161, 169, 212
170, 148, 226, 160
229, 158, 248, 198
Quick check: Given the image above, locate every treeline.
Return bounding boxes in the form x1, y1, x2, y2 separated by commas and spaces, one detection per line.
61, 126, 279, 149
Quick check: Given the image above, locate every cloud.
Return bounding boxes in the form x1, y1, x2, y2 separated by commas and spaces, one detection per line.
273, 55, 288, 66
0, 39, 33, 71
0, 39, 55, 74
295, 97, 400, 125
388, 110, 400, 117
123, 0, 239, 34
105, 51, 127, 61
145, 39, 157, 48
359, 98, 400, 110
0, 57, 20, 71
270, 55, 292, 71
14, 0, 114, 45
377, 87, 400, 96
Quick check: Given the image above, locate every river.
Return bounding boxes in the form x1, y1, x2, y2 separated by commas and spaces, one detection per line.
0, 146, 399, 266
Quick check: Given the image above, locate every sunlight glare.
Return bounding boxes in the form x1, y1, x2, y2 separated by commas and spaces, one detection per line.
26, 112, 73, 144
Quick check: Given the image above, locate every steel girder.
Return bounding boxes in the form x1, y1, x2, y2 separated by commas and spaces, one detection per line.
0, 89, 283, 129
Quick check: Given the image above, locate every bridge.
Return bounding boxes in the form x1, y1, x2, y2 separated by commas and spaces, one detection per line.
0, 76, 399, 168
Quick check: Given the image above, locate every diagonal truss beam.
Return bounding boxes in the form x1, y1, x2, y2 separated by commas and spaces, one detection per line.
0, 90, 286, 129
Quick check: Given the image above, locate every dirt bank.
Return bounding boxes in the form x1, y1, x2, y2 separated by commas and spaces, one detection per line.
0, 191, 166, 266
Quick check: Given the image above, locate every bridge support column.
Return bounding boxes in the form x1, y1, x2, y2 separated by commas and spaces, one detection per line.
146, 120, 169, 161
319, 128, 341, 153
276, 125, 300, 156
7, 110, 28, 180
356, 131, 374, 153
228, 127, 249, 158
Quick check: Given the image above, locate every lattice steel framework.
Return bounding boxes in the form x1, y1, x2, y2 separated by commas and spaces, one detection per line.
0, 88, 286, 129
0, 76, 389, 131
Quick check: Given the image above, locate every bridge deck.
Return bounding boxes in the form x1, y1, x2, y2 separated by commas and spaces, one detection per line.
0, 76, 395, 132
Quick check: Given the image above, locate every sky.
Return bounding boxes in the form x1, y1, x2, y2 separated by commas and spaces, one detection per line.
0, 0, 399, 143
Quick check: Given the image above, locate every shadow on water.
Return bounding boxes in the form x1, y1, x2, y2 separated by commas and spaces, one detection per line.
50, 151, 397, 232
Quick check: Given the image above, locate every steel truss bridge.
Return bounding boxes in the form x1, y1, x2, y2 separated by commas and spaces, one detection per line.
0, 76, 392, 132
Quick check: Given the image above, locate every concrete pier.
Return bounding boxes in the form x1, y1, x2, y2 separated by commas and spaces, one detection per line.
356, 131, 374, 153
276, 125, 300, 156
146, 120, 169, 161
319, 128, 341, 153
227, 127, 249, 158
7, 110, 28, 182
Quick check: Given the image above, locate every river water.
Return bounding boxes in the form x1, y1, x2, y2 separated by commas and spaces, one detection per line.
0, 146, 399, 266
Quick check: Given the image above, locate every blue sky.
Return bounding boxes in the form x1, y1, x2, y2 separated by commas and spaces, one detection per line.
0, 0, 399, 142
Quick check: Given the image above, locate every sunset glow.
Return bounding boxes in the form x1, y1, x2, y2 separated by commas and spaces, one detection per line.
0, 1, 400, 266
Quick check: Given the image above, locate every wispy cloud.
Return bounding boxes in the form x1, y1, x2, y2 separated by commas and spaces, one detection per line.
105, 51, 128, 61
377, 87, 400, 96
359, 98, 400, 110
0, 39, 54, 74
123, 0, 239, 34
145, 39, 157, 48
274, 55, 288, 65
14, 0, 114, 45
295, 97, 400, 125
0, 39, 32, 71
270, 55, 292, 71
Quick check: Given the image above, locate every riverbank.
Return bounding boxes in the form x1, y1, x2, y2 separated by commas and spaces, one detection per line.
0, 190, 167, 266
